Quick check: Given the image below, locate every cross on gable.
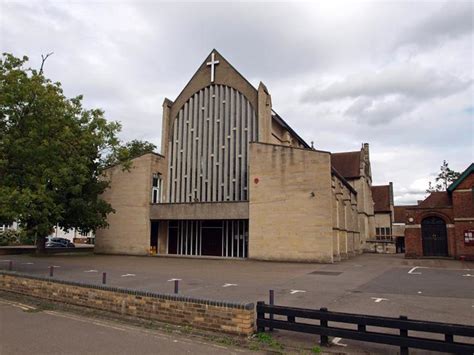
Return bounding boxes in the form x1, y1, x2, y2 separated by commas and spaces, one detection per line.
206, 52, 219, 83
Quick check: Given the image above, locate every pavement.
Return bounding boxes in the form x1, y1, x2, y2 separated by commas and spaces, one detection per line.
0, 298, 258, 355
1, 253, 473, 353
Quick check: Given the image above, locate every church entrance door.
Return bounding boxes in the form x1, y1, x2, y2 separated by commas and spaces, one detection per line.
201, 221, 223, 256
421, 217, 448, 257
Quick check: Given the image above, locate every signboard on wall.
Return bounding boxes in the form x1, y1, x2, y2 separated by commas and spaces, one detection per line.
464, 230, 474, 246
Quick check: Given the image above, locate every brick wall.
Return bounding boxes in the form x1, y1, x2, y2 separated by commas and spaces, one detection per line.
0, 272, 254, 336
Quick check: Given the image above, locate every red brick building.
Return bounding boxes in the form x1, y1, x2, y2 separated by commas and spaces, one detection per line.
404, 163, 474, 259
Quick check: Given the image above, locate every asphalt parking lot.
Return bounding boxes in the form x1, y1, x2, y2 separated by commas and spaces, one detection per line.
2, 253, 473, 354
1, 253, 472, 325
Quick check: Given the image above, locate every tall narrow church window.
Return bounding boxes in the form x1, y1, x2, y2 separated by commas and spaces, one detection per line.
167, 84, 257, 203
152, 173, 162, 203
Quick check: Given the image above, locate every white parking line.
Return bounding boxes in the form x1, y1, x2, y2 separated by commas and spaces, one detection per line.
222, 283, 237, 288
371, 297, 388, 303
332, 337, 347, 347
0, 299, 36, 311
408, 266, 427, 275
121, 274, 135, 277
462, 273, 473, 277
290, 290, 306, 295
22, 262, 34, 265
84, 270, 98, 273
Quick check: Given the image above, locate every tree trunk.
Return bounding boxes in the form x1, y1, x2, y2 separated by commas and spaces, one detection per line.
35, 235, 46, 255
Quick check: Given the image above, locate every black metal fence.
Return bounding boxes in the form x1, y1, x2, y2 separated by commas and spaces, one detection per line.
257, 302, 474, 354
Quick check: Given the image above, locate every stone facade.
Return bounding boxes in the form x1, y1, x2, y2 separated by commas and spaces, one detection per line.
331, 145, 376, 251
369, 183, 396, 253
95, 153, 165, 255
1, 272, 255, 336
95, 50, 386, 263
249, 143, 333, 262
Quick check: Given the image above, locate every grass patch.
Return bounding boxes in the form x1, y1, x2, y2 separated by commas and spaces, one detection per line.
255, 332, 284, 351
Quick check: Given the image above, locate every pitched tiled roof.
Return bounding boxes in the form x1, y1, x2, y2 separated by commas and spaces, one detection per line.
418, 191, 452, 208
331, 151, 361, 179
447, 163, 474, 192
372, 185, 391, 212
394, 205, 415, 223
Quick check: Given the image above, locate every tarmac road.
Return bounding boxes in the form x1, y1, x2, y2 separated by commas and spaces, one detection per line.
0, 299, 256, 355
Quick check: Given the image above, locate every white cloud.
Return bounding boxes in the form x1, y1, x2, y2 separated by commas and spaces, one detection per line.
301, 65, 471, 102
1, 0, 472, 204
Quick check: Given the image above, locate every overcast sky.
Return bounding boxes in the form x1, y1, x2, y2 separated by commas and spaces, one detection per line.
1, 0, 473, 204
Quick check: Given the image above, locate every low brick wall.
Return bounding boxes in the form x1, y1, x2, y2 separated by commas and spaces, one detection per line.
0, 271, 254, 336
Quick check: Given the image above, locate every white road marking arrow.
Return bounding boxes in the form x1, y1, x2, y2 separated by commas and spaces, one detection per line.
371, 297, 388, 303
408, 266, 428, 274
332, 337, 347, 347
167, 278, 182, 282
121, 274, 135, 277
222, 283, 238, 288
290, 290, 306, 295
84, 270, 98, 273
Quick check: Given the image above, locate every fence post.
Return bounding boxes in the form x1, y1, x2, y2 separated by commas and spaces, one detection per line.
269, 290, 274, 331
49, 266, 54, 277
399, 315, 409, 355
8, 260, 12, 271
256, 301, 265, 333
445, 333, 453, 343
174, 279, 179, 294
102, 272, 107, 285
320, 307, 329, 346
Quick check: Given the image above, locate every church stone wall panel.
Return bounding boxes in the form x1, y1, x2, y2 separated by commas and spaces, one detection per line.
248, 143, 334, 262
95, 154, 165, 255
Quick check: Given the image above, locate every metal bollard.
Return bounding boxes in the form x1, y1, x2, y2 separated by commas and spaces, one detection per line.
8, 260, 12, 271
269, 290, 274, 331
49, 266, 54, 277
102, 272, 107, 285
174, 279, 179, 294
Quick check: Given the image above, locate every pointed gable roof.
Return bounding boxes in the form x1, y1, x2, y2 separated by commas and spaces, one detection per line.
168, 49, 258, 120
447, 163, 474, 192
418, 191, 452, 208
372, 185, 391, 212
331, 151, 361, 179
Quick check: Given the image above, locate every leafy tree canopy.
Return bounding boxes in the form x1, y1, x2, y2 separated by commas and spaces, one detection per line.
0, 53, 156, 252
426, 160, 461, 193
104, 139, 157, 167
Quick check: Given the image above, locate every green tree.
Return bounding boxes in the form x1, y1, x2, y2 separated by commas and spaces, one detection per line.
426, 160, 461, 193
0, 53, 154, 252
104, 139, 157, 167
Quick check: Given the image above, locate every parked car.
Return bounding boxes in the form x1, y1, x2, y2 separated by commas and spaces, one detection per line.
46, 237, 75, 248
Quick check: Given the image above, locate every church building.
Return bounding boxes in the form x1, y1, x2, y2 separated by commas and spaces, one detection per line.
95, 50, 384, 263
